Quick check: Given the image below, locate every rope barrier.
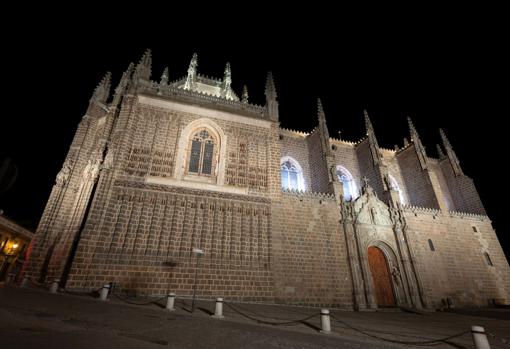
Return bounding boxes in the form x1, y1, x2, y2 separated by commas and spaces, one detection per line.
61, 287, 103, 297
223, 301, 318, 326
223, 302, 315, 322
111, 293, 167, 306
488, 332, 509, 345
330, 314, 470, 346
28, 277, 48, 288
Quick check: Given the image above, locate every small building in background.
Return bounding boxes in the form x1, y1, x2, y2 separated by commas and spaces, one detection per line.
0, 212, 33, 283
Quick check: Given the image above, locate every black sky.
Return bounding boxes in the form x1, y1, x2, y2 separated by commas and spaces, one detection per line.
1, 7, 508, 258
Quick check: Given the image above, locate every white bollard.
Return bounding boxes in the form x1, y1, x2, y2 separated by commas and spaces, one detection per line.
99, 284, 110, 301
212, 297, 224, 319
49, 279, 59, 294
471, 326, 491, 349
166, 293, 176, 311
21, 274, 30, 288
320, 309, 331, 333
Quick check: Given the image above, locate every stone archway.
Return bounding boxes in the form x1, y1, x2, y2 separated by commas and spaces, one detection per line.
368, 246, 396, 307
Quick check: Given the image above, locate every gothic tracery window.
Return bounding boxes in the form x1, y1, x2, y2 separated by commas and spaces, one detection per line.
337, 166, 358, 201
280, 157, 305, 191
187, 128, 217, 177
388, 174, 406, 205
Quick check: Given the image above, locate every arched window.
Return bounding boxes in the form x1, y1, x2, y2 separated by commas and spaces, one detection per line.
388, 174, 406, 205
280, 157, 305, 191
336, 166, 358, 201
186, 128, 217, 177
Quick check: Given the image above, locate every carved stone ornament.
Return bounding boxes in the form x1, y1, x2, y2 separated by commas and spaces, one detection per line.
55, 164, 71, 187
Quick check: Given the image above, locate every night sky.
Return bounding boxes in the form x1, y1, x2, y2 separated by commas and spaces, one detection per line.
1, 8, 508, 259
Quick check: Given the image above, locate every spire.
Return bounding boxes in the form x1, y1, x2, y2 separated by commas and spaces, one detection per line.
317, 98, 326, 124
317, 98, 331, 155
364, 110, 374, 134
407, 116, 418, 141
264, 72, 278, 120
221, 62, 233, 99
436, 144, 445, 159
364, 110, 380, 165
134, 49, 152, 81
439, 128, 462, 175
439, 128, 452, 149
184, 52, 198, 90
112, 63, 134, 106
264, 71, 277, 101
407, 116, 428, 169
241, 85, 249, 104
91, 72, 112, 104
158, 67, 169, 95
160, 67, 169, 85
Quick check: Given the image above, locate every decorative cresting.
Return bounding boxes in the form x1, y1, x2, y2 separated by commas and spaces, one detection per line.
174, 118, 227, 185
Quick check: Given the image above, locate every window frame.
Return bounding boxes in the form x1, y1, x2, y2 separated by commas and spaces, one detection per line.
185, 128, 218, 180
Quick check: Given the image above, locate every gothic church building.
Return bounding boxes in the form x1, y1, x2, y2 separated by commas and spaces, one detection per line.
25, 51, 510, 310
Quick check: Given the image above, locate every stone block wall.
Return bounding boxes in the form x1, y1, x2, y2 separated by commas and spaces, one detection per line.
440, 159, 486, 215
279, 129, 312, 189
271, 193, 353, 307
404, 210, 510, 308
397, 146, 439, 209
66, 182, 275, 301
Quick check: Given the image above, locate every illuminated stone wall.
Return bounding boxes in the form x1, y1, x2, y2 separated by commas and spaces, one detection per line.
24, 57, 508, 309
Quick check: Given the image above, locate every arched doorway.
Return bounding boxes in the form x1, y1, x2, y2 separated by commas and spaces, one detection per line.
368, 246, 395, 306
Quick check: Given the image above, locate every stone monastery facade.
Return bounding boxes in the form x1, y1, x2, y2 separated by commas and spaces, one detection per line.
24, 50, 510, 310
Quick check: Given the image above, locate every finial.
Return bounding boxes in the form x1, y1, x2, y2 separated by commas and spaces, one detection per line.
403, 137, 409, 147
265, 71, 277, 100
221, 62, 233, 99
160, 67, 169, 85
436, 144, 445, 159
407, 116, 417, 140
439, 128, 462, 175
184, 52, 198, 90
317, 98, 326, 122
364, 109, 374, 134
338, 131, 342, 139
242, 85, 249, 104
439, 128, 452, 148
112, 63, 134, 105
224, 62, 231, 83
407, 116, 428, 169
135, 49, 152, 80
158, 67, 169, 95
91, 72, 112, 103
364, 109, 380, 165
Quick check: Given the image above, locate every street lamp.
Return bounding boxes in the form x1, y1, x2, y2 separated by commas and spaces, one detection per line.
191, 247, 204, 313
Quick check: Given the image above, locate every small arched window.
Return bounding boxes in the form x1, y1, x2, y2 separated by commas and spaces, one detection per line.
281, 157, 305, 191
428, 239, 435, 251
337, 166, 358, 201
186, 128, 217, 177
388, 174, 406, 205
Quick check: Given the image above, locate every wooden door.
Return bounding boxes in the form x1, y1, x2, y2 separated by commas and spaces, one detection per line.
368, 246, 395, 306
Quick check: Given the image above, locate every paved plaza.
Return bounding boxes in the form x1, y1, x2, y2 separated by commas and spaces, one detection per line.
0, 284, 509, 348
